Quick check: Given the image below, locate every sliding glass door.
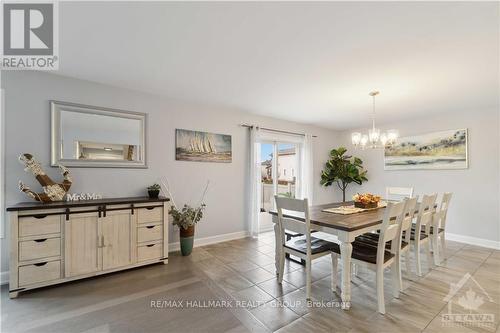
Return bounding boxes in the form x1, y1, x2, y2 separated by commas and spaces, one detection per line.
259, 141, 300, 232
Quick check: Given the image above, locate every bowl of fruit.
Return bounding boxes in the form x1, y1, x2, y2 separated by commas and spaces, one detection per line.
353, 193, 381, 209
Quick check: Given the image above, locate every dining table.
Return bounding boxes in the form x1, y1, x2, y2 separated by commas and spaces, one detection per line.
269, 201, 435, 310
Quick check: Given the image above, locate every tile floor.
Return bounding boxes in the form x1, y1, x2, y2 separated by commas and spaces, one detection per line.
2, 232, 499, 332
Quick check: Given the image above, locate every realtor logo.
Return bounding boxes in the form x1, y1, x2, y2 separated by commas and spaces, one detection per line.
1, 1, 58, 69
442, 272, 495, 329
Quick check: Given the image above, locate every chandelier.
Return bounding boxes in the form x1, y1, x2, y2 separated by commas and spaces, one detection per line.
351, 91, 398, 149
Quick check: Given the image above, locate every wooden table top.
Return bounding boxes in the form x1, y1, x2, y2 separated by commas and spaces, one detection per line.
269, 201, 429, 232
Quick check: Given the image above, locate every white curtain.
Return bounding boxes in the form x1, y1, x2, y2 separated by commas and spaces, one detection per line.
248, 127, 261, 238
300, 134, 314, 203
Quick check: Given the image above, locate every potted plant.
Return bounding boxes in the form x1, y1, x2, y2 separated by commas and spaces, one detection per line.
320, 147, 368, 202
147, 184, 161, 199
169, 204, 206, 256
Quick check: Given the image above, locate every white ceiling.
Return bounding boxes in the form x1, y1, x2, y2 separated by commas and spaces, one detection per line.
58, 2, 499, 130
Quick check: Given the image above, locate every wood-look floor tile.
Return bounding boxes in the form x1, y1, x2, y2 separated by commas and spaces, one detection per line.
244, 267, 276, 284
231, 286, 274, 308
228, 260, 260, 273
249, 301, 299, 331
274, 317, 331, 333
257, 279, 297, 298
218, 275, 255, 293
278, 289, 312, 317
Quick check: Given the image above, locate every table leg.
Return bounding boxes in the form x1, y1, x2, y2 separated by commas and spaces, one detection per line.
340, 241, 353, 310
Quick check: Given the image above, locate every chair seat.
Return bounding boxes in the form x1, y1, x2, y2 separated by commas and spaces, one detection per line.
408, 226, 430, 240
284, 235, 339, 255
428, 226, 445, 234
329, 239, 394, 264
355, 233, 409, 249
352, 241, 394, 264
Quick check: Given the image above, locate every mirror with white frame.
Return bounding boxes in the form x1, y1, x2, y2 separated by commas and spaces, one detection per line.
51, 101, 147, 168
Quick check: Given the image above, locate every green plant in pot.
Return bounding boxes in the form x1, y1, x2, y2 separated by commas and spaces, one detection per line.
320, 147, 368, 202
170, 204, 206, 256
147, 184, 161, 199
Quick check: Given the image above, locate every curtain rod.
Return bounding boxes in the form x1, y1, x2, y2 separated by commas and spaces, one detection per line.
239, 123, 318, 138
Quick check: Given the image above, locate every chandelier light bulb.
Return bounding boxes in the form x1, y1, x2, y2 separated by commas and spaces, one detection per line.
351, 132, 362, 146
350, 91, 399, 149
360, 135, 369, 147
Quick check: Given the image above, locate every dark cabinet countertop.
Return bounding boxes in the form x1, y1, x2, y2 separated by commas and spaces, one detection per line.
7, 196, 170, 211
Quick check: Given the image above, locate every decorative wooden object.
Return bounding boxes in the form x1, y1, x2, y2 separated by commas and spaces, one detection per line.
7, 196, 170, 298
18, 153, 72, 202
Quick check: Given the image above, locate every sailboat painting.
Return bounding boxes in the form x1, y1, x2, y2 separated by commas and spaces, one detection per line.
175, 129, 232, 163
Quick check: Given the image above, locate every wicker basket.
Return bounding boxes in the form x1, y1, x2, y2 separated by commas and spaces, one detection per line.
354, 201, 378, 209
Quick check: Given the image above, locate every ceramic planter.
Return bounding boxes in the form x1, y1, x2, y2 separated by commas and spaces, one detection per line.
179, 225, 195, 256
148, 189, 160, 199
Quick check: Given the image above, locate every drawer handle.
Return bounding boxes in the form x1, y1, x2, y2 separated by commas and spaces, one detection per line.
33, 214, 48, 219
146, 226, 155, 229
34, 262, 48, 267
146, 207, 155, 210
34, 238, 47, 243
146, 244, 155, 247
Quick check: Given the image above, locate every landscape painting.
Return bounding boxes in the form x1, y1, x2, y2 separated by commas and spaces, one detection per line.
175, 129, 232, 163
384, 129, 468, 170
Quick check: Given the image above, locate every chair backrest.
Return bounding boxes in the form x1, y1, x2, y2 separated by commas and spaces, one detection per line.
378, 200, 407, 261
414, 193, 438, 237
399, 197, 418, 249
386, 187, 414, 201
274, 196, 311, 254
435, 192, 453, 230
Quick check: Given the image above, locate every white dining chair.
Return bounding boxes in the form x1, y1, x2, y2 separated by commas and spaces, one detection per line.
274, 196, 339, 300
357, 197, 419, 290
431, 192, 452, 264
332, 200, 408, 314
410, 193, 438, 276
386, 187, 414, 201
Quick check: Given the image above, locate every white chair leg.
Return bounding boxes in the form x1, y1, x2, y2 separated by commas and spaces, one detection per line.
440, 232, 446, 261
376, 266, 385, 314
433, 232, 440, 266
277, 250, 285, 283
351, 263, 358, 277
391, 259, 401, 298
331, 253, 338, 292
426, 241, 434, 272
404, 250, 412, 282
395, 252, 402, 294
415, 242, 422, 277
305, 258, 312, 300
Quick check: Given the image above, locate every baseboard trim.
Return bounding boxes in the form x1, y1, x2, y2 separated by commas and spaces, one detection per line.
168, 230, 250, 253
446, 232, 500, 250
2, 231, 494, 285
0, 230, 250, 286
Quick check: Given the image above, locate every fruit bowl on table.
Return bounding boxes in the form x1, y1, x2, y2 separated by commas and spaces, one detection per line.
353, 193, 381, 209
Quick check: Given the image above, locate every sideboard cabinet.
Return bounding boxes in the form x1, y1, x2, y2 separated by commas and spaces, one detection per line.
7, 197, 170, 298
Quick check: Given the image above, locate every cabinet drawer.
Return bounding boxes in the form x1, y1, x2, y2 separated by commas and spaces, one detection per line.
138, 225, 163, 243
137, 242, 162, 261
19, 215, 61, 237
137, 207, 163, 223
19, 237, 61, 261
18, 260, 61, 286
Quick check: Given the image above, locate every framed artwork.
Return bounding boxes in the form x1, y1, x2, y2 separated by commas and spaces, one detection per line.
384, 129, 468, 170
175, 129, 232, 163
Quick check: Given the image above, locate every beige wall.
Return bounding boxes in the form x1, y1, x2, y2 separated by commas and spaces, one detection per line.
0, 71, 342, 274
338, 108, 499, 246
